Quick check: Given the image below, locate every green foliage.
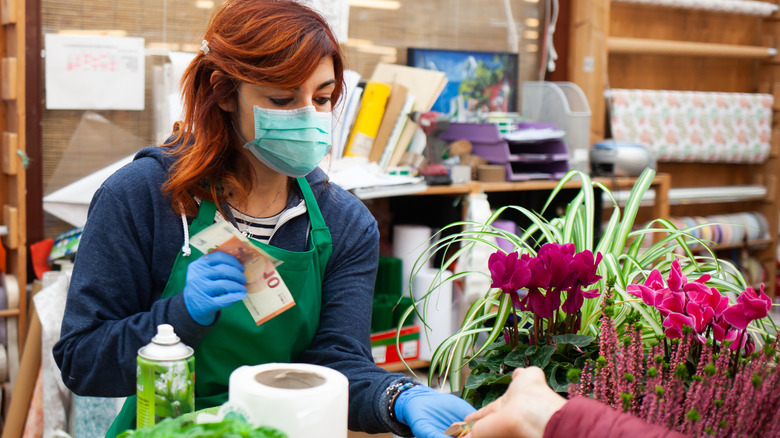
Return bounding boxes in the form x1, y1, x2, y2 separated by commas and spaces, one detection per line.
117, 415, 287, 438
461, 331, 598, 409
403, 168, 776, 399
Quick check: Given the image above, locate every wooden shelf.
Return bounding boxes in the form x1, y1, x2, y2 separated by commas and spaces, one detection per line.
610, 0, 779, 17
404, 174, 671, 222
608, 37, 776, 58
0, 309, 20, 318
692, 238, 775, 252
407, 174, 670, 196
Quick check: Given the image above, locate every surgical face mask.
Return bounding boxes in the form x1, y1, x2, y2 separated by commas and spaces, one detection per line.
237, 94, 332, 178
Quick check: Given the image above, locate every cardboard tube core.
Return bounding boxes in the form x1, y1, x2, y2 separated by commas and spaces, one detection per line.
254, 369, 326, 389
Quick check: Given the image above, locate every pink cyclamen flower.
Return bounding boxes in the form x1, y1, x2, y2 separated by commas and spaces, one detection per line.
627, 265, 690, 317
537, 242, 576, 290
655, 289, 686, 317
627, 269, 673, 308
684, 301, 714, 343
662, 312, 694, 339
522, 288, 558, 318
666, 259, 686, 292
518, 256, 558, 317
666, 258, 710, 293
526, 255, 552, 292
561, 251, 603, 314
711, 315, 737, 343
488, 251, 531, 308
722, 284, 771, 330
684, 281, 729, 317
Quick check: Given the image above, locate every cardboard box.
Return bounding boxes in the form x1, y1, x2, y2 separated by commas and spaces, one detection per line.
370, 325, 419, 366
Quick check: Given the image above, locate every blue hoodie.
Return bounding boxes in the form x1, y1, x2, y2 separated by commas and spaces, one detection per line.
53, 145, 416, 435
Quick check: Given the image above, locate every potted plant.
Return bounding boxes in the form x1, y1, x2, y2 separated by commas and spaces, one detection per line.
398, 168, 777, 430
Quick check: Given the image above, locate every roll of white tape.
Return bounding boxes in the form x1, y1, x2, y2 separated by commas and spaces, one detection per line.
227, 363, 349, 438
0, 344, 7, 383
0, 274, 6, 345
413, 268, 454, 362
392, 225, 433, 296
5, 316, 17, 390
3, 274, 19, 391
4, 274, 19, 310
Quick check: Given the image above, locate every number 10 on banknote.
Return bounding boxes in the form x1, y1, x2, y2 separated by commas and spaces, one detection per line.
189, 221, 295, 325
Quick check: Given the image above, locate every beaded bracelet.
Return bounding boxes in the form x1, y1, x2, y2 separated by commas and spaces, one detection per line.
386, 381, 419, 422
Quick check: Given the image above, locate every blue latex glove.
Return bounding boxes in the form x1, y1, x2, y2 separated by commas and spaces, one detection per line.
394, 385, 476, 438
183, 251, 247, 325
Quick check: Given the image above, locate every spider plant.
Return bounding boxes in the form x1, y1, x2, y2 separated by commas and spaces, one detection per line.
397, 167, 776, 396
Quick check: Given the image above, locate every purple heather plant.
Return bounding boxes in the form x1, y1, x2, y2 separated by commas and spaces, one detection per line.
570, 315, 780, 437
568, 264, 780, 437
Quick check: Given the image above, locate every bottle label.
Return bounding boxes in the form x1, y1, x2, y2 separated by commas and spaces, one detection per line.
136, 355, 195, 428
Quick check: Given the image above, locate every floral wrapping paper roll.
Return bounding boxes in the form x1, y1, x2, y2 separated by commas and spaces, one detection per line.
607, 89, 773, 163
612, 0, 778, 17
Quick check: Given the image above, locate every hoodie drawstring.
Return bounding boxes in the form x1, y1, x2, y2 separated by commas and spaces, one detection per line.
179, 203, 192, 256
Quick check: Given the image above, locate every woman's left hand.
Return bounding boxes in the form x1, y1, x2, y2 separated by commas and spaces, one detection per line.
394, 385, 476, 438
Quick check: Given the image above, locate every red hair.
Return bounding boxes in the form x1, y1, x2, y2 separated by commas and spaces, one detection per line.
163, 0, 345, 216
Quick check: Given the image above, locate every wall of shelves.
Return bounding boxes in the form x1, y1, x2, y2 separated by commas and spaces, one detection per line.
569, 0, 780, 298
1, 0, 28, 359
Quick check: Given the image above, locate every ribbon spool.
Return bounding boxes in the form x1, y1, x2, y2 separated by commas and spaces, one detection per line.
668, 212, 769, 247
2, 274, 19, 391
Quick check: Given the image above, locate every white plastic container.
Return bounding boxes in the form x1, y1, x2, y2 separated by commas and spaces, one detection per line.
521, 81, 592, 173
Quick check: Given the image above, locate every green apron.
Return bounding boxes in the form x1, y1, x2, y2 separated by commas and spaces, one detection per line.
106, 177, 332, 437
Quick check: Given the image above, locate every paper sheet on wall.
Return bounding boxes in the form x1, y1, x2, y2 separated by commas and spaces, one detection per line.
152, 51, 196, 142
45, 34, 145, 110
302, 0, 350, 42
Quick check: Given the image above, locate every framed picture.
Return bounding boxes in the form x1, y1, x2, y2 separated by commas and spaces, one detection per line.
406, 47, 519, 116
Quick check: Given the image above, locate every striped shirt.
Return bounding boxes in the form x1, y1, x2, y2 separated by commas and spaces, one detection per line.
215, 206, 281, 243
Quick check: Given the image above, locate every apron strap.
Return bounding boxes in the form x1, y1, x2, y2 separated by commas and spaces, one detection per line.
296, 177, 332, 279
105, 396, 137, 438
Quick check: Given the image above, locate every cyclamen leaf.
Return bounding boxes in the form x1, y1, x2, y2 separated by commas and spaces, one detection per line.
553, 334, 596, 348
484, 349, 509, 372
465, 373, 491, 389
546, 365, 569, 392
528, 346, 556, 369
503, 349, 527, 368
494, 373, 514, 385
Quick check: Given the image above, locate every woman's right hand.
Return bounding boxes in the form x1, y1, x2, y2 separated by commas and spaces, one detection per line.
183, 251, 248, 325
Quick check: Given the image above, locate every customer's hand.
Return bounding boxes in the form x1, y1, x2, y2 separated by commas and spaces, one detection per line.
182, 251, 247, 325
464, 367, 567, 438
394, 385, 476, 438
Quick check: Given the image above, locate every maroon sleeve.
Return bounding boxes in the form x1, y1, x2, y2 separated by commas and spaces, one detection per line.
543, 397, 688, 438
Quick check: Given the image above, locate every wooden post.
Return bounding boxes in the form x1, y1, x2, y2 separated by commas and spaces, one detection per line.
569, 0, 611, 146
0, 0, 26, 352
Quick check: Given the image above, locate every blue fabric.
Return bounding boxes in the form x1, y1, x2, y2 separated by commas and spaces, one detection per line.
394, 385, 477, 438
52, 144, 413, 435
182, 251, 247, 325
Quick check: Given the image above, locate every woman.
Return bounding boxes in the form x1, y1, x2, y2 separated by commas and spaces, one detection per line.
52, 1, 474, 437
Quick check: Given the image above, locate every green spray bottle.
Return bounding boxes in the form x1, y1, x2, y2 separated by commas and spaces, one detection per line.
136, 323, 195, 428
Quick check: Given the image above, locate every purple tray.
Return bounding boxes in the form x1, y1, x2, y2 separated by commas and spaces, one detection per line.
504, 160, 570, 181
439, 122, 559, 144
471, 139, 570, 164
439, 123, 504, 144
